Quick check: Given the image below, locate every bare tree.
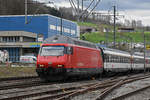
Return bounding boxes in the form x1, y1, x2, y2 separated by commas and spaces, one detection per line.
0, 0, 60, 16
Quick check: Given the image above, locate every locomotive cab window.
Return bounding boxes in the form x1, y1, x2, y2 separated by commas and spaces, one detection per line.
67, 46, 73, 54
40, 46, 65, 56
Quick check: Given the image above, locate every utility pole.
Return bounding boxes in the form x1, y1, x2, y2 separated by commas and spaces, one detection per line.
25, 0, 28, 24
130, 37, 133, 70
81, 0, 83, 22
77, 0, 80, 22
82, 0, 84, 11
113, 5, 116, 48
143, 31, 146, 73
105, 28, 109, 47
60, 13, 63, 35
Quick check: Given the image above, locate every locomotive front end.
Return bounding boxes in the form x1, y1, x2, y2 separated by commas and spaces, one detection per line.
36, 44, 73, 81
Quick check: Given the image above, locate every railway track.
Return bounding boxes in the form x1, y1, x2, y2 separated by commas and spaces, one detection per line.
0, 73, 150, 100
94, 73, 150, 100
0, 80, 53, 90
0, 76, 42, 90
111, 85, 150, 100
0, 76, 38, 82
56, 73, 150, 100
0, 77, 120, 100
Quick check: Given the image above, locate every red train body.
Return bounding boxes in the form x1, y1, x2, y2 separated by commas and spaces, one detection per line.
36, 35, 104, 81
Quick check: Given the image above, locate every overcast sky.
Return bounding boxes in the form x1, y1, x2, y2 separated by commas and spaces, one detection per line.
39, 0, 150, 26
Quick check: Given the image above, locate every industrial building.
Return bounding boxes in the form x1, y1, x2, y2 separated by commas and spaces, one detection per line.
0, 14, 80, 62
0, 31, 40, 62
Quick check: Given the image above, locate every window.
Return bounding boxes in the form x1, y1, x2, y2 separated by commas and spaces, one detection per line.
64, 28, 70, 33
40, 46, 65, 56
57, 26, 61, 31
71, 30, 75, 34
50, 25, 56, 30
105, 54, 109, 62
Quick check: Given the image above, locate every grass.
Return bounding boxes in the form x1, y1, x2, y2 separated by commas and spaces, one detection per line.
119, 32, 150, 42
81, 32, 105, 43
78, 21, 150, 43
76, 21, 98, 28
81, 31, 150, 43
0, 66, 37, 78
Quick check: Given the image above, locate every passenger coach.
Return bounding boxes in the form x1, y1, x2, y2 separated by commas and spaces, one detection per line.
103, 47, 150, 72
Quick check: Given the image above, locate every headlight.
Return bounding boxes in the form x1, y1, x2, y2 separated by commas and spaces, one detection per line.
57, 65, 63, 67
39, 64, 44, 67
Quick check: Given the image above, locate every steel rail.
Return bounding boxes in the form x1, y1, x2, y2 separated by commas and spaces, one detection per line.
1, 74, 149, 100
95, 74, 150, 100
55, 74, 150, 100
111, 85, 150, 100
0, 80, 49, 90
0, 87, 78, 100
0, 77, 121, 100
0, 81, 101, 100
0, 76, 38, 82
32, 90, 76, 100
54, 78, 124, 100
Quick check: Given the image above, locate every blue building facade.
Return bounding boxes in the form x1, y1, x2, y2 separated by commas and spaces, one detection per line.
0, 14, 79, 39
0, 14, 79, 62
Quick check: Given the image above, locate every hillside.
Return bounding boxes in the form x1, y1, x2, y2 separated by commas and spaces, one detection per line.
78, 22, 150, 44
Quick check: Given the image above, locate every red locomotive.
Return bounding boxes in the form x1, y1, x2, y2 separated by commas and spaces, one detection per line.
36, 35, 104, 81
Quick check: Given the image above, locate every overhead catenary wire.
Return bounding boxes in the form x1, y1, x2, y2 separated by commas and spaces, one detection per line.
68, 0, 102, 21
84, 0, 102, 20
69, 0, 78, 14
79, 0, 95, 18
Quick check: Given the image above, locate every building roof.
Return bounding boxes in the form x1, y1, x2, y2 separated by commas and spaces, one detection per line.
0, 14, 77, 24
0, 42, 41, 48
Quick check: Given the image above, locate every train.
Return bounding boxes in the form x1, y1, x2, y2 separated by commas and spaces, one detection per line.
102, 47, 150, 72
36, 35, 150, 81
